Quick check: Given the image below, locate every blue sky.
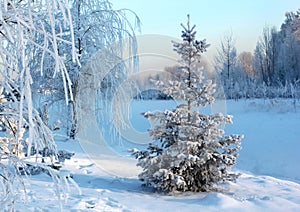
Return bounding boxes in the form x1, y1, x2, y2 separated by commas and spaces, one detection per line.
110, 0, 299, 59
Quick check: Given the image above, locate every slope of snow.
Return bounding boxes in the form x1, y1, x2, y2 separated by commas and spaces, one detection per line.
14, 99, 300, 211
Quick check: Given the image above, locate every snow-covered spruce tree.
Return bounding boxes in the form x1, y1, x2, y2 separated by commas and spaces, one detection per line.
135, 15, 243, 192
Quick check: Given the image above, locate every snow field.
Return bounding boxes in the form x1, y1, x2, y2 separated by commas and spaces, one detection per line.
14, 99, 300, 211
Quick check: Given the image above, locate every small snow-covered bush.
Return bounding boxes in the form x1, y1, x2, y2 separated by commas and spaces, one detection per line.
134, 15, 243, 192
0, 86, 75, 209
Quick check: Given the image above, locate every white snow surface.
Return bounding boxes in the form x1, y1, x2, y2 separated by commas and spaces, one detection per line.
15, 99, 300, 211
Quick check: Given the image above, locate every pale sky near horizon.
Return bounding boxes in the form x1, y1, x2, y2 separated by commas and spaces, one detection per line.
110, 0, 299, 59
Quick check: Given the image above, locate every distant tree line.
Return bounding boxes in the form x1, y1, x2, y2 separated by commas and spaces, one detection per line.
214, 9, 300, 99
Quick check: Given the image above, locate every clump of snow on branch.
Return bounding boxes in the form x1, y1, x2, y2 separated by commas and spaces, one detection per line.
134, 15, 243, 193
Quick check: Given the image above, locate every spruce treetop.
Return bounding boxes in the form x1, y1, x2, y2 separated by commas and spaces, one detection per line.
173, 14, 210, 64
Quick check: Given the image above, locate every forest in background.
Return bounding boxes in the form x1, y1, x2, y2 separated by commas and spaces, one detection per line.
214, 9, 300, 99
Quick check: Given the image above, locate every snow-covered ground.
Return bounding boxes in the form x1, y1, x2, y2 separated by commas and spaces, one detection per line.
15, 99, 300, 211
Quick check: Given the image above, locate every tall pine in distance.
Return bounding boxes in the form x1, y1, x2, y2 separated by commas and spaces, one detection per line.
135, 15, 243, 192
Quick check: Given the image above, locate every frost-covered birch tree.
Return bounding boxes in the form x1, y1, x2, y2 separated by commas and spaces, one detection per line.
29, 0, 140, 138
0, 0, 77, 209
134, 15, 243, 193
